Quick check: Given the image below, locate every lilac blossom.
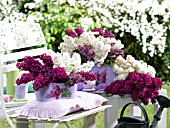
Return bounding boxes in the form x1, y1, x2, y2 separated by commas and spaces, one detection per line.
65, 29, 77, 38
91, 28, 104, 37
103, 30, 114, 38
74, 28, 84, 37
77, 44, 95, 63
104, 72, 163, 105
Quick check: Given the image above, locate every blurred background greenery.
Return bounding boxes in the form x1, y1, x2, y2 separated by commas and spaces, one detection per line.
0, 0, 170, 83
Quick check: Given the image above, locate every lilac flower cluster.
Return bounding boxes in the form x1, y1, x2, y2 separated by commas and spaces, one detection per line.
16, 73, 34, 85
68, 71, 97, 86
16, 53, 69, 91
47, 85, 61, 99
104, 72, 162, 105
76, 71, 97, 81
65, 27, 114, 38
107, 48, 124, 65
65, 28, 84, 38
91, 28, 114, 38
64, 27, 124, 66
77, 44, 95, 63
68, 73, 85, 86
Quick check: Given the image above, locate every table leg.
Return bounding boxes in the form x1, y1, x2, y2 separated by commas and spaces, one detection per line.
83, 113, 97, 128
16, 118, 29, 128
32, 120, 46, 128
105, 98, 119, 128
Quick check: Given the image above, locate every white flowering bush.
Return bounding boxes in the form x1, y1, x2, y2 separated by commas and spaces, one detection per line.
114, 55, 156, 81
47, 50, 94, 75
0, 0, 26, 22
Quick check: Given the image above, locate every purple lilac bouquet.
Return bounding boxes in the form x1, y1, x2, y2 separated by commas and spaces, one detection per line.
16, 53, 97, 99
104, 72, 162, 105
60, 28, 124, 66
16, 53, 69, 91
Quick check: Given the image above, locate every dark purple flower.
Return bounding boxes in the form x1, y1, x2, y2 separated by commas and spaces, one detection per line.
103, 30, 114, 38
131, 90, 139, 101
152, 77, 162, 89
104, 71, 162, 105
77, 44, 95, 63
141, 74, 152, 86
141, 97, 149, 105
16, 73, 34, 85
65, 29, 77, 38
104, 85, 112, 93
111, 80, 124, 94
74, 28, 84, 37
76, 71, 97, 81
52, 67, 69, 83
128, 72, 140, 84
69, 73, 85, 85
91, 28, 104, 37
123, 83, 132, 94
40, 53, 54, 70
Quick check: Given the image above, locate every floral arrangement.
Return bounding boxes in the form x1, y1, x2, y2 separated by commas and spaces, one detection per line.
59, 28, 124, 67
16, 53, 97, 99
104, 55, 162, 105
16, 53, 68, 91
47, 49, 94, 75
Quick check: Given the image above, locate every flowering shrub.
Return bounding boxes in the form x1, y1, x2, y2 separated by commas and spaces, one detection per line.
104, 55, 162, 105
59, 28, 124, 66
75, 0, 170, 57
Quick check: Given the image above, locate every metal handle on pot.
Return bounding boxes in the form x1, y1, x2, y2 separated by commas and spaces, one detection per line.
120, 102, 149, 123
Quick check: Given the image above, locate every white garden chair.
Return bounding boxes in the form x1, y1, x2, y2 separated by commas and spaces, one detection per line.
0, 22, 47, 128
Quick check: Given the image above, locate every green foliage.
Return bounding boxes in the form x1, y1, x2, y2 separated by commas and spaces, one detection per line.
17, 0, 91, 51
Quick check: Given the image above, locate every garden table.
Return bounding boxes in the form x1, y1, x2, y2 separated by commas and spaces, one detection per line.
2, 89, 167, 128
7, 92, 111, 128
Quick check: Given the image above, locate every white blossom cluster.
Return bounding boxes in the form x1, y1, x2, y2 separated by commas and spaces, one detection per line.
59, 31, 124, 66
76, 0, 170, 57
47, 49, 94, 75
114, 55, 156, 80
0, 0, 26, 22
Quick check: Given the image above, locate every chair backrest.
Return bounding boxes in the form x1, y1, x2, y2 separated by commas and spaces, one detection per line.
0, 22, 47, 73
0, 22, 47, 127
0, 21, 47, 87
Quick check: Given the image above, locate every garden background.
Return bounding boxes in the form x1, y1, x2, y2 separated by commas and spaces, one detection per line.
0, 0, 170, 127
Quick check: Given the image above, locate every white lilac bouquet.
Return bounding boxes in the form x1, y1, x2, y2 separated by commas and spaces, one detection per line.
59, 28, 124, 67
113, 55, 156, 81
47, 49, 94, 75
104, 55, 162, 105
